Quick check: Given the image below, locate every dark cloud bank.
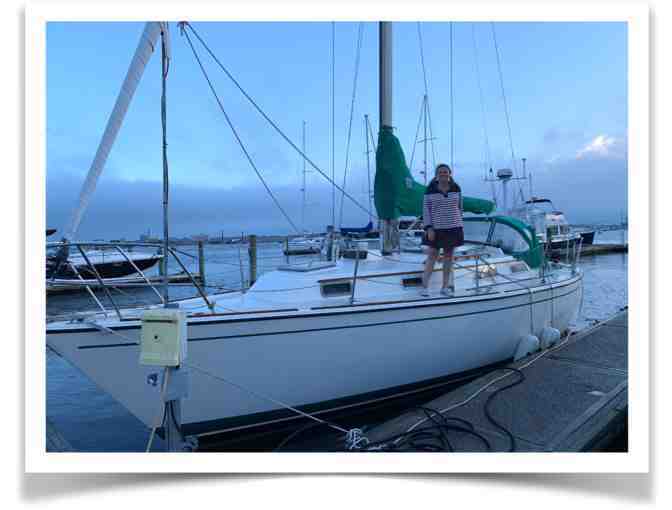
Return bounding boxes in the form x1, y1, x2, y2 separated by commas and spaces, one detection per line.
46, 153, 627, 240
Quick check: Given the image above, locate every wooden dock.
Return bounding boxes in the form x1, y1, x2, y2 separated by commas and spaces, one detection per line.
363, 310, 628, 452
580, 243, 628, 256
549, 243, 627, 258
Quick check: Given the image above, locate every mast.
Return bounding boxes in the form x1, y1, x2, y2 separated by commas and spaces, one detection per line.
160, 23, 171, 304
379, 21, 398, 255
379, 22, 393, 129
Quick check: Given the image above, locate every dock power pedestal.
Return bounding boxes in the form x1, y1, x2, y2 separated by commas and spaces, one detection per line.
140, 307, 196, 452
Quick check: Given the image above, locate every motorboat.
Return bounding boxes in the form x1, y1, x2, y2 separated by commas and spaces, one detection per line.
46, 243, 162, 280
283, 236, 323, 256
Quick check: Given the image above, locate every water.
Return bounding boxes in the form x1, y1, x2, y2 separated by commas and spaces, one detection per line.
45, 232, 628, 452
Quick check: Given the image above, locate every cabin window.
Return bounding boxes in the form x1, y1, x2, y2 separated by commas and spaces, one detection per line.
320, 280, 352, 297
402, 276, 423, 287
509, 262, 528, 273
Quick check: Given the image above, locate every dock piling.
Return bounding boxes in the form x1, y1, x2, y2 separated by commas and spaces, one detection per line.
249, 234, 257, 285
197, 240, 206, 286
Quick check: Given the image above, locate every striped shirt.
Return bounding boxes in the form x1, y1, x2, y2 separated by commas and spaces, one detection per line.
422, 179, 463, 230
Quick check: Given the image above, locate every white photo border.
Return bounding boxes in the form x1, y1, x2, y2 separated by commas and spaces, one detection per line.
25, 0, 649, 473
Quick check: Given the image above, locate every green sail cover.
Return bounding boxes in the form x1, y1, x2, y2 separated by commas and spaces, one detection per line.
374, 126, 494, 219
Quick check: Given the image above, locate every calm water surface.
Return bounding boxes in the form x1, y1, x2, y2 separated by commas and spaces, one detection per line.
45, 236, 628, 452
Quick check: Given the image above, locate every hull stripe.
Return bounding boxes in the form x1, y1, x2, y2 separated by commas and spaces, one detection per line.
76, 285, 580, 350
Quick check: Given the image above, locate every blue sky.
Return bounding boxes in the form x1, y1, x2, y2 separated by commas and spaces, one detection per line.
47, 21, 627, 239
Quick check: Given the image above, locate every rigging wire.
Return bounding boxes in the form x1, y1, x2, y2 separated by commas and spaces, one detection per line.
416, 22, 438, 170
182, 28, 301, 234
364, 115, 373, 222
331, 21, 336, 228
490, 22, 524, 202
338, 22, 365, 228
181, 22, 376, 221
471, 23, 497, 206
408, 96, 426, 174
367, 114, 377, 153
450, 21, 454, 169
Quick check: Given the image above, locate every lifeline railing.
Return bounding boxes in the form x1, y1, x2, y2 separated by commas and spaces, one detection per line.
46, 241, 214, 320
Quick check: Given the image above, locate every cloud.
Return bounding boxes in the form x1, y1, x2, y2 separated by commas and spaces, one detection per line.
576, 135, 619, 159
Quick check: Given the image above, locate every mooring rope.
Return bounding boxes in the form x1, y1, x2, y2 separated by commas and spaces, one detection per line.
184, 361, 350, 435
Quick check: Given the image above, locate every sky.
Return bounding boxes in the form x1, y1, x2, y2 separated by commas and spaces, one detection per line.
46, 21, 627, 240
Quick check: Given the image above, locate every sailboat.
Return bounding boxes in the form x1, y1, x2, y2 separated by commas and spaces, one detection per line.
46, 22, 582, 439
283, 121, 324, 256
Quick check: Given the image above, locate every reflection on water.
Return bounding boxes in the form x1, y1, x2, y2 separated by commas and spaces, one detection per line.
45, 237, 628, 452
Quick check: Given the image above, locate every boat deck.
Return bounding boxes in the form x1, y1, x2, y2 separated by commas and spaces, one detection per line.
47, 245, 572, 328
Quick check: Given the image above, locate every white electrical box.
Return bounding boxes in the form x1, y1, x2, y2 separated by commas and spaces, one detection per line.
140, 308, 188, 366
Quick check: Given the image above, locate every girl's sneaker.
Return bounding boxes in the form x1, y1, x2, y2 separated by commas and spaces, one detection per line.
440, 286, 454, 297
420, 288, 430, 297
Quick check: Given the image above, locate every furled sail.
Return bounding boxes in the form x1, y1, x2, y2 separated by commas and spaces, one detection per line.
374, 125, 495, 219
62, 22, 166, 242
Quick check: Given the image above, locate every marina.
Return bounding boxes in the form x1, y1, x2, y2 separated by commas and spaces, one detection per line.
43, 20, 630, 457
45, 245, 628, 452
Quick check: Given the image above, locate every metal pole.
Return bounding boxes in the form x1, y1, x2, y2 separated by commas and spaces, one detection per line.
160, 25, 170, 305
379, 21, 397, 256
197, 240, 206, 286
350, 244, 363, 305
166, 248, 214, 310
165, 398, 182, 452
66, 262, 108, 315
379, 22, 392, 129
423, 94, 428, 185
249, 234, 258, 285
113, 245, 165, 304
75, 245, 123, 320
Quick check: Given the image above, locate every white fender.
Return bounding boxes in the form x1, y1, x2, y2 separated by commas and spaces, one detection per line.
514, 334, 540, 361
540, 327, 561, 350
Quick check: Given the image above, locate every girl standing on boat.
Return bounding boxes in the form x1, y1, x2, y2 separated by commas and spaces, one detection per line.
421, 163, 464, 296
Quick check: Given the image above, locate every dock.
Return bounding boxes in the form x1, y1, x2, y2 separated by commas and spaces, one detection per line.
579, 243, 628, 256
363, 310, 628, 452
549, 243, 627, 259
46, 272, 201, 294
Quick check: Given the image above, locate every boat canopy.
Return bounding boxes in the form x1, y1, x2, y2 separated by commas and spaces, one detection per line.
374, 126, 495, 219
463, 215, 544, 268
340, 221, 374, 235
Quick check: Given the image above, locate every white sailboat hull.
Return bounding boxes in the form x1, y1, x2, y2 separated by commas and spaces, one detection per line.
46, 274, 581, 436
